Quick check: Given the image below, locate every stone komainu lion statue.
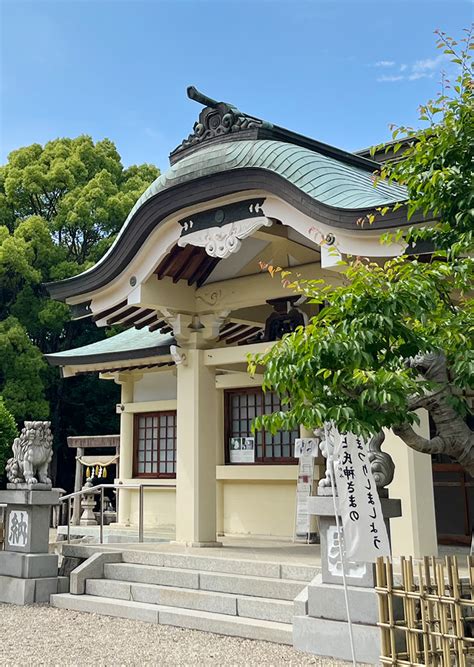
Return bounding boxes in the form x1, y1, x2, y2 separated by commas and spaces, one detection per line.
6, 421, 53, 486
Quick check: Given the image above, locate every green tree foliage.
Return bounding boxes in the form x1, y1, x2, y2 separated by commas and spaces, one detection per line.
0, 135, 159, 486
0, 398, 17, 482
1, 135, 158, 263
249, 29, 473, 473
0, 317, 49, 420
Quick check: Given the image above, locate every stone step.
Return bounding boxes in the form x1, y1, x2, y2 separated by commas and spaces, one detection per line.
121, 549, 319, 582
293, 614, 380, 664
104, 562, 305, 600
198, 571, 304, 601
159, 603, 293, 645
237, 595, 294, 624
50, 593, 293, 645
86, 578, 294, 623
104, 562, 199, 589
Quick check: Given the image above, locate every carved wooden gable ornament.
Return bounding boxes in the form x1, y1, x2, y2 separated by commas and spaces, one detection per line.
177, 198, 271, 259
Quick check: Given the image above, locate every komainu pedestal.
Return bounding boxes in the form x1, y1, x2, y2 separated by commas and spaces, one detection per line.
0, 421, 67, 604
0, 486, 64, 604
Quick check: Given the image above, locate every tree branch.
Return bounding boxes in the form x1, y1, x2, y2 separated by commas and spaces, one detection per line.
393, 423, 445, 455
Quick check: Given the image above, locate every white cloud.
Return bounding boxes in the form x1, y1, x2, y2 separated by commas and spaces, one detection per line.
408, 71, 435, 81
411, 54, 447, 74
376, 52, 450, 83
377, 74, 404, 82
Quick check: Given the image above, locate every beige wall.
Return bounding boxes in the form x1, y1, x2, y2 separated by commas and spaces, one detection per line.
217, 465, 299, 537
133, 370, 177, 402
117, 473, 299, 538
125, 483, 176, 533
221, 480, 296, 537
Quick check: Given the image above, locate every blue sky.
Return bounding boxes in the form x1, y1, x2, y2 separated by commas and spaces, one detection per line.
1, 1, 471, 171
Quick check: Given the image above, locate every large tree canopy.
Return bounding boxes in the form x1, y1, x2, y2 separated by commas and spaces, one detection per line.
0, 135, 158, 263
249, 29, 473, 474
0, 135, 159, 486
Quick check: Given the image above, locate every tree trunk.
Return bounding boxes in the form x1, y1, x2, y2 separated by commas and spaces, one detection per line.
394, 352, 474, 476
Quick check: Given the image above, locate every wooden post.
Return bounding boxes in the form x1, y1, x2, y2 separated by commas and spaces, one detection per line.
71, 447, 84, 526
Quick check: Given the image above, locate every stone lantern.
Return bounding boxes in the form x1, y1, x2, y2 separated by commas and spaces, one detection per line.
79, 479, 98, 526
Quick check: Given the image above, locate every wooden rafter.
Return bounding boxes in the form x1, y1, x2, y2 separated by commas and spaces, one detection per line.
119, 308, 154, 328
219, 324, 247, 341
148, 320, 167, 333
155, 244, 220, 287
155, 246, 179, 279
135, 313, 160, 329
92, 299, 127, 323
184, 251, 209, 285
107, 306, 138, 325
219, 322, 238, 335
172, 245, 197, 283
226, 326, 262, 345
195, 256, 219, 287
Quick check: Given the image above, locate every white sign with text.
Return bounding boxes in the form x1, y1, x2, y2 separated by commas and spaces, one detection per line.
229, 437, 255, 463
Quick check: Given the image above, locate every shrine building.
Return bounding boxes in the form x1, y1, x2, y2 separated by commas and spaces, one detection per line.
45, 87, 463, 555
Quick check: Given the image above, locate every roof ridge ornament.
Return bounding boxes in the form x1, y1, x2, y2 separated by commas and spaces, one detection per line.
169, 86, 266, 163
186, 86, 220, 109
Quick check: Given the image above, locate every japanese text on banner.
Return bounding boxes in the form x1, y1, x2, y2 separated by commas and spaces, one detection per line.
333, 431, 390, 562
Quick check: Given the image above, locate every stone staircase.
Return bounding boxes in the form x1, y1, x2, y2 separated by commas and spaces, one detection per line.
51, 549, 319, 644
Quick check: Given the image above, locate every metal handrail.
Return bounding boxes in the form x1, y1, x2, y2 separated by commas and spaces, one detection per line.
59, 482, 175, 545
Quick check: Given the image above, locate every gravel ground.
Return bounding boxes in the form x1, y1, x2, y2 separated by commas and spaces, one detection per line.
0, 604, 361, 666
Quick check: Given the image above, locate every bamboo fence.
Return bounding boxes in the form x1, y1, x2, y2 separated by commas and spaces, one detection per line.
376, 555, 474, 666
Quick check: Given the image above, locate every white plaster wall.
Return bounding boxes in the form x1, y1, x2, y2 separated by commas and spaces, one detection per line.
133, 371, 177, 402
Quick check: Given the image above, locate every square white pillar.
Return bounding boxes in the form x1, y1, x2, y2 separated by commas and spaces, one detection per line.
384, 410, 438, 557
175, 348, 220, 545
117, 378, 134, 525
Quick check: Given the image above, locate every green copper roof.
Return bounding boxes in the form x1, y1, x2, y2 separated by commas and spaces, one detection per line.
126, 139, 407, 226
45, 135, 410, 303
46, 328, 173, 365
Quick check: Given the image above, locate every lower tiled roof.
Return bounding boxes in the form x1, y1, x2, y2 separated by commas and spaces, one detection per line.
46, 328, 173, 366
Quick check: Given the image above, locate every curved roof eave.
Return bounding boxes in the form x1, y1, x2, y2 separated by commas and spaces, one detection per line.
46, 140, 409, 302
45, 328, 174, 367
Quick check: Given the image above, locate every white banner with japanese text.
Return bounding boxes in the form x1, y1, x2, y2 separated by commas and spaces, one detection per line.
333, 431, 390, 562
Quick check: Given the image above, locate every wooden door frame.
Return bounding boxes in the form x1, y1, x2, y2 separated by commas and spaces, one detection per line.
432, 462, 472, 545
